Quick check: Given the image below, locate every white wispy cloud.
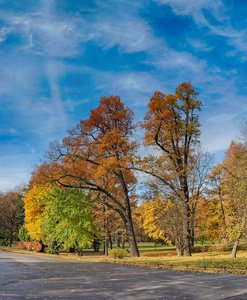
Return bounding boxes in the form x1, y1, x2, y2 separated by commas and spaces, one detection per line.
186, 38, 214, 52
9, 13, 85, 58
153, 0, 247, 58
0, 27, 11, 43
92, 17, 162, 53
9, 129, 17, 134
153, 0, 225, 26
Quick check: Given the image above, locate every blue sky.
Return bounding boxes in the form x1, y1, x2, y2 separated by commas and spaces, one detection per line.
0, 0, 247, 192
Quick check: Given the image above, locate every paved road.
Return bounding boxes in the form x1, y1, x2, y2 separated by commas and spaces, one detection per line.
0, 250, 247, 299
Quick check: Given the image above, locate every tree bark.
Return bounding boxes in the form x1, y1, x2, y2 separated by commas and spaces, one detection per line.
108, 234, 113, 249
9, 223, 13, 247
231, 209, 247, 258
104, 239, 108, 256
175, 239, 183, 256
231, 239, 239, 258
191, 211, 195, 247
125, 216, 139, 257
182, 199, 191, 256
117, 232, 121, 247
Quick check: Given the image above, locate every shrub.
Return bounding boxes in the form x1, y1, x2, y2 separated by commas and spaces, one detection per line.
109, 249, 129, 259
75, 248, 83, 256
1, 238, 8, 246
208, 243, 247, 252
18, 224, 32, 242
26, 243, 33, 251
92, 240, 101, 252
46, 249, 59, 255
18, 241, 42, 252
191, 245, 211, 253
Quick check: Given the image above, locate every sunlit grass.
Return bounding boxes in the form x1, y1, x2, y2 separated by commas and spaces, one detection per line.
1, 242, 247, 275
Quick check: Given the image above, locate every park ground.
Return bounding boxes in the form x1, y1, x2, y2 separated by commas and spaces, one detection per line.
1, 249, 247, 300
1, 242, 247, 275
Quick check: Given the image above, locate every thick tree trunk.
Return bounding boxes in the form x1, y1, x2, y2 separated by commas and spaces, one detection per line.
191, 213, 195, 247
175, 239, 183, 256
125, 217, 139, 257
182, 199, 191, 256
231, 239, 239, 258
118, 170, 139, 257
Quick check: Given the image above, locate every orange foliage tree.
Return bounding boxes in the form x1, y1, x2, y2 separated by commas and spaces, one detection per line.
135, 82, 202, 256
32, 96, 140, 257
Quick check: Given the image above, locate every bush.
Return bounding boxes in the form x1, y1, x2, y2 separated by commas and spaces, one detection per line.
46, 249, 59, 255
18, 241, 42, 252
1, 238, 9, 246
75, 248, 83, 256
208, 243, 247, 252
26, 243, 33, 251
191, 245, 211, 253
18, 224, 32, 242
92, 240, 101, 252
109, 249, 129, 259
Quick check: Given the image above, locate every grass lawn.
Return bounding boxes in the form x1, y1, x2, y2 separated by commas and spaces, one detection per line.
1, 242, 247, 275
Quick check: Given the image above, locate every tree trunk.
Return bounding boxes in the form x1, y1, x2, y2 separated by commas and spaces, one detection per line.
218, 187, 225, 222
108, 234, 113, 249
125, 216, 139, 257
175, 238, 183, 256
191, 209, 195, 246
122, 237, 125, 249
104, 238, 108, 256
9, 224, 13, 247
182, 199, 191, 256
231, 209, 247, 258
231, 239, 239, 258
117, 232, 121, 248
104, 205, 108, 256
118, 169, 139, 257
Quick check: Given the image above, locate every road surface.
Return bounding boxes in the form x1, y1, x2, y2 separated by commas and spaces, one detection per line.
0, 250, 247, 299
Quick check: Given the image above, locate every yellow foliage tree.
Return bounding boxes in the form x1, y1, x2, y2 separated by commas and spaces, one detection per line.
23, 185, 51, 240
138, 199, 188, 254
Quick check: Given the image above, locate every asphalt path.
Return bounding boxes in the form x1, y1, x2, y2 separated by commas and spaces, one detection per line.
0, 250, 247, 300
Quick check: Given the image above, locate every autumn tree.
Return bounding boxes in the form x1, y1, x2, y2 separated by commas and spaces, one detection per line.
0, 192, 24, 247
194, 196, 225, 244
23, 185, 51, 240
34, 96, 140, 257
93, 203, 126, 255
207, 164, 226, 224
221, 141, 247, 258
135, 82, 202, 256
188, 148, 214, 245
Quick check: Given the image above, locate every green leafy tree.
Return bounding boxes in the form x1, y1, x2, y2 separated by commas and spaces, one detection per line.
41, 188, 97, 253
18, 224, 32, 242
